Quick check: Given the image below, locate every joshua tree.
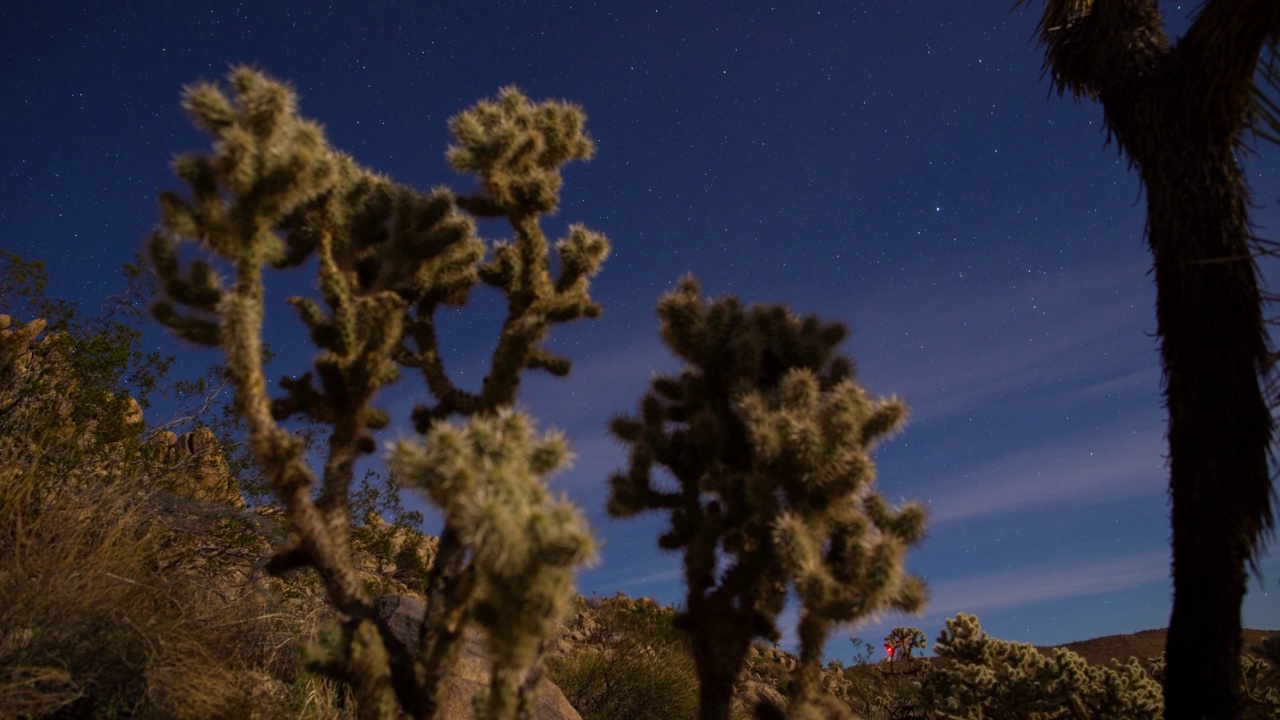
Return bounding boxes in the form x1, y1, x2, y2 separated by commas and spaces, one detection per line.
1015, 2, 1280, 716
608, 277, 925, 720
885, 626, 927, 663
149, 68, 606, 719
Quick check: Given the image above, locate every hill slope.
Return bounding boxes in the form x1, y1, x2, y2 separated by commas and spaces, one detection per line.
1048, 627, 1276, 666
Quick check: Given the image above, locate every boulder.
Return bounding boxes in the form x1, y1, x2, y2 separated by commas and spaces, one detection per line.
375, 595, 582, 720
147, 427, 244, 507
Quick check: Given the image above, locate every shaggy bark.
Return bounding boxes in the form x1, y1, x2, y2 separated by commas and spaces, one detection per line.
1018, 1, 1280, 716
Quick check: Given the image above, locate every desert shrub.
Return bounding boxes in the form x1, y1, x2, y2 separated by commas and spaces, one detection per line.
0, 309, 332, 719
548, 595, 699, 720
824, 662, 923, 720
550, 645, 699, 720
0, 405, 258, 718
822, 627, 929, 719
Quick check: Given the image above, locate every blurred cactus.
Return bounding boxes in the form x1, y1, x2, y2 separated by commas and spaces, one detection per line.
149, 67, 605, 719
920, 613, 1163, 719
391, 409, 595, 720
608, 276, 924, 720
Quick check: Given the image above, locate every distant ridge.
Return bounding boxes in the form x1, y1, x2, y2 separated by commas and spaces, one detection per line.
1042, 628, 1276, 666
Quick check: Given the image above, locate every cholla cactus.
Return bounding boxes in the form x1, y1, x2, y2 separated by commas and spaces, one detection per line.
149, 68, 605, 720
921, 613, 1163, 719
403, 86, 609, 424
1242, 635, 1280, 717
608, 276, 925, 720
391, 409, 594, 719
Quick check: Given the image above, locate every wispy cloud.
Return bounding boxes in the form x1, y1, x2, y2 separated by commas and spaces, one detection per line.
836, 552, 1172, 655
852, 254, 1156, 427
769, 553, 1169, 655
923, 551, 1168, 618
581, 552, 684, 596
522, 336, 675, 427
921, 421, 1165, 524
622, 568, 684, 586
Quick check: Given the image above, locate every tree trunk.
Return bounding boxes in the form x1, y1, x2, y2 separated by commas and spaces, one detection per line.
1019, 2, 1280, 715
1145, 138, 1270, 720
683, 602, 752, 720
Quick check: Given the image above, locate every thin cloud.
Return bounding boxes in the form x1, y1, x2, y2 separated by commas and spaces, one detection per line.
923, 552, 1169, 618
855, 255, 1155, 426
839, 552, 1171, 655
584, 560, 683, 594
779, 553, 1167, 654
922, 422, 1165, 524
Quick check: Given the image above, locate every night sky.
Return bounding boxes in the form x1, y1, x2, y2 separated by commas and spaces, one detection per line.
4, 2, 1278, 663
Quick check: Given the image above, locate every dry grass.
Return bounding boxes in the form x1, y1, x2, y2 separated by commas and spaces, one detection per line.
547, 596, 702, 720
0, 426, 352, 719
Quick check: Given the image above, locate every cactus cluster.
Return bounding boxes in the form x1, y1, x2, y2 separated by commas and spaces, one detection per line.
920, 613, 1164, 719
149, 68, 606, 719
148, 67, 930, 720
608, 277, 925, 720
